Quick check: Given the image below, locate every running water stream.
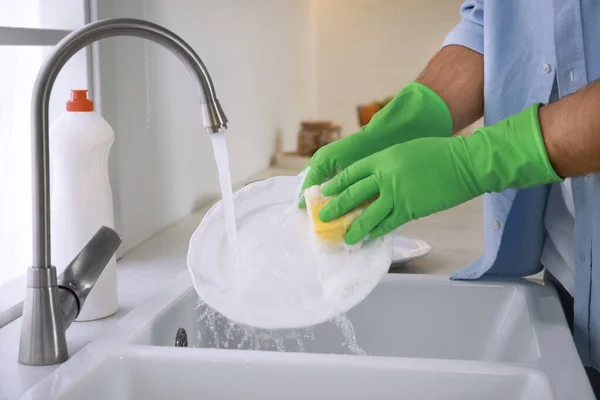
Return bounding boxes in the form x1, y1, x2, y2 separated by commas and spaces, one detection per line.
210, 132, 238, 261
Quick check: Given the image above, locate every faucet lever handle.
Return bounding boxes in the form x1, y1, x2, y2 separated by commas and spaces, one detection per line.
57, 226, 121, 328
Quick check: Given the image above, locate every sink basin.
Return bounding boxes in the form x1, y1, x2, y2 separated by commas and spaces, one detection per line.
132, 274, 538, 362
23, 272, 595, 400
50, 347, 553, 400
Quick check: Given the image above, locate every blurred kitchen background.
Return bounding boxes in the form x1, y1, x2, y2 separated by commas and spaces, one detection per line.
0, 0, 484, 286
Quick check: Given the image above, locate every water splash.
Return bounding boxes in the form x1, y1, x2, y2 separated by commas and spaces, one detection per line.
195, 299, 364, 355
334, 313, 366, 355
195, 300, 314, 352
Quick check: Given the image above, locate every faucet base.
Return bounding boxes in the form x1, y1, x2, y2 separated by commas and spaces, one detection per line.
18, 266, 69, 365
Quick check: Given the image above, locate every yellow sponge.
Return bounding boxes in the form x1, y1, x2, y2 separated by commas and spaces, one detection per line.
304, 185, 367, 251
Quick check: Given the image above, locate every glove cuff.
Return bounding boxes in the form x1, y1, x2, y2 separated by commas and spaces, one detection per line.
462, 103, 562, 193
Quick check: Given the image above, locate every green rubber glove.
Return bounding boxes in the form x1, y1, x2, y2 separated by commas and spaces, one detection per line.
319, 103, 563, 245
298, 82, 452, 207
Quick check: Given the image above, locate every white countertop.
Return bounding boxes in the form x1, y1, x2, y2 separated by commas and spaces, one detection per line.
0, 166, 486, 400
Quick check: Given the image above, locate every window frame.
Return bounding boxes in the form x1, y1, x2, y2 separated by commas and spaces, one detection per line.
0, 26, 71, 46
0, 0, 95, 328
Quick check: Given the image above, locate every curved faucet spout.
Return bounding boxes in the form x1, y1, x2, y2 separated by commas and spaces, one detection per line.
20, 18, 227, 366
32, 18, 228, 268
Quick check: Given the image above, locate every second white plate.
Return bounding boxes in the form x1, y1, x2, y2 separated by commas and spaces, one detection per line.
392, 235, 432, 264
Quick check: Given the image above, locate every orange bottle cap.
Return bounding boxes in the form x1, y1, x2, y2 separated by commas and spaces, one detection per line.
66, 89, 94, 112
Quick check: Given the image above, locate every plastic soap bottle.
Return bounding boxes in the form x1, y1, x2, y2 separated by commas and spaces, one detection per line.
49, 89, 118, 321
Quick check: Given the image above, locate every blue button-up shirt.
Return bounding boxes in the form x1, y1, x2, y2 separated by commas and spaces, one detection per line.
444, 0, 600, 370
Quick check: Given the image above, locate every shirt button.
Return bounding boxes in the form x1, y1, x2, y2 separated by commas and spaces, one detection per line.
492, 220, 501, 230
542, 64, 552, 74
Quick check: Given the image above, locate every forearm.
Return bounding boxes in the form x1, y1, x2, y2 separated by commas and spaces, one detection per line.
540, 79, 600, 178
417, 45, 484, 133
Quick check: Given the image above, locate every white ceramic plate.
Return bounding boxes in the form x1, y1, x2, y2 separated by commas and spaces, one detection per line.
392, 235, 432, 264
187, 175, 393, 330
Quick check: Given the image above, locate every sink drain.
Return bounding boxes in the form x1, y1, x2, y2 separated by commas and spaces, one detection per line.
175, 327, 188, 347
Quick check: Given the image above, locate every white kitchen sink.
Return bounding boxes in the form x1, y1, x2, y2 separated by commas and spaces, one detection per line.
22, 272, 595, 400
131, 275, 538, 362
48, 347, 554, 400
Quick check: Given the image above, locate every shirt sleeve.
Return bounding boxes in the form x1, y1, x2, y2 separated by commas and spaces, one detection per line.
443, 0, 484, 54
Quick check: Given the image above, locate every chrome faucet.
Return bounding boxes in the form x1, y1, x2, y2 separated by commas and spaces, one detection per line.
19, 18, 228, 366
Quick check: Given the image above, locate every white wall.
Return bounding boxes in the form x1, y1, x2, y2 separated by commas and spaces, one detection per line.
314, 0, 465, 135
95, 0, 315, 253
